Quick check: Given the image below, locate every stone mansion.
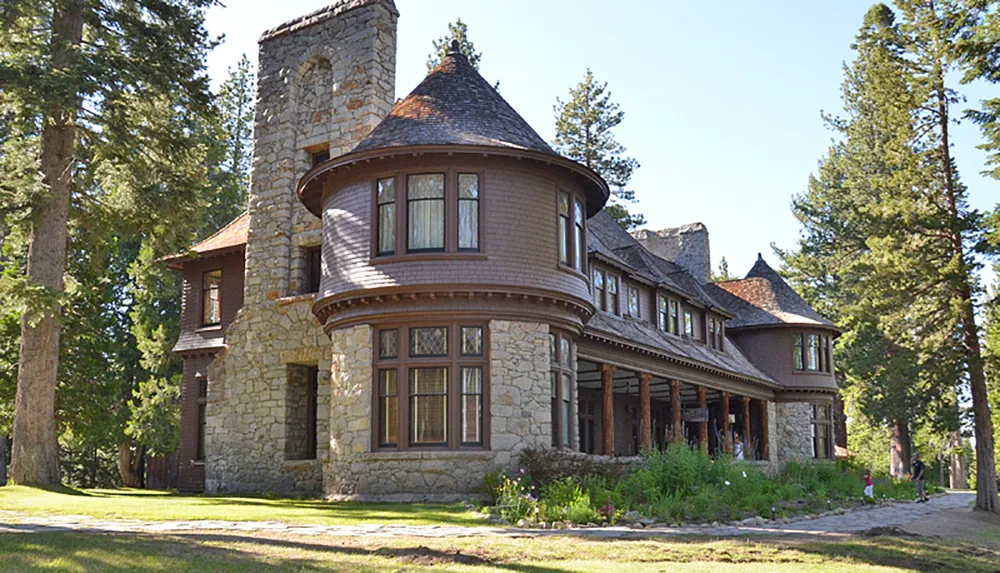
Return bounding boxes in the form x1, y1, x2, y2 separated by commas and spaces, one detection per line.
166, 0, 841, 497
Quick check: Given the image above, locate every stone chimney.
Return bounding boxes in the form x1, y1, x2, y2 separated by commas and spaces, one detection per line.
632, 223, 711, 284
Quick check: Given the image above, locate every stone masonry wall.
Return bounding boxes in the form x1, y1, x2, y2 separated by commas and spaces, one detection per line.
776, 402, 813, 464
204, 0, 397, 495
632, 223, 711, 284
322, 320, 552, 501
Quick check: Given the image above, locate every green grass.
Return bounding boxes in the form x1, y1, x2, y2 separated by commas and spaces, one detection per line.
0, 531, 996, 572
0, 485, 482, 526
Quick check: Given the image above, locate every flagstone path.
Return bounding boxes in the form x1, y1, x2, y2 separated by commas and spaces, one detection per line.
0, 491, 975, 539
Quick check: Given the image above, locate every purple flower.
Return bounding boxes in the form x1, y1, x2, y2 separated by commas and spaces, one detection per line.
519, 468, 525, 475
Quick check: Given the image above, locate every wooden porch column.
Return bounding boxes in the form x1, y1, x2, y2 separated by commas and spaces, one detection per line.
721, 391, 731, 453
601, 364, 616, 456
760, 399, 769, 461
670, 379, 682, 444
639, 373, 652, 452
696, 386, 708, 451
742, 395, 752, 458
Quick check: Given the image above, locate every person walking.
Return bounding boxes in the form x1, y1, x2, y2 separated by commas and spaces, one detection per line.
734, 434, 744, 461
863, 469, 874, 499
912, 452, 928, 503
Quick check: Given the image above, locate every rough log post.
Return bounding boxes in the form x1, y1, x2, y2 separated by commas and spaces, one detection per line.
601, 364, 616, 456
721, 392, 731, 454
760, 399, 769, 461
670, 380, 682, 444
696, 386, 707, 451
639, 373, 652, 452
742, 395, 751, 459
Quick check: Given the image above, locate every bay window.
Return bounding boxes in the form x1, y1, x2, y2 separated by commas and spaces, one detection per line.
557, 190, 586, 272
377, 178, 396, 256
374, 324, 487, 450
407, 174, 445, 252
458, 174, 479, 251
811, 404, 833, 459
794, 333, 832, 372
550, 331, 574, 448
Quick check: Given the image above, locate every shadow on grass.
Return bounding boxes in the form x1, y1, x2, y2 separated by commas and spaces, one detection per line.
0, 531, 563, 573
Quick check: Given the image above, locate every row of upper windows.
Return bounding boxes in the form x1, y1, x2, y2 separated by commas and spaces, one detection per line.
591, 265, 725, 351
794, 333, 833, 373
375, 172, 480, 256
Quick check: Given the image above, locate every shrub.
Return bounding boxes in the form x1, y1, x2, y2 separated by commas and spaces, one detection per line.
518, 446, 626, 487
494, 472, 537, 523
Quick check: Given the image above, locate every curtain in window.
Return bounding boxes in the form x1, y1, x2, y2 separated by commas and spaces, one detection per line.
574, 199, 585, 270
458, 174, 479, 250
202, 270, 222, 326
410, 368, 447, 444
378, 370, 398, 446
461, 367, 482, 444
407, 174, 445, 251
377, 178, 395, 255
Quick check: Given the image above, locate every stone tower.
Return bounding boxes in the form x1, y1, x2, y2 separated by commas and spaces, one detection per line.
633, 223, 712, 284
204, 0, 397, 494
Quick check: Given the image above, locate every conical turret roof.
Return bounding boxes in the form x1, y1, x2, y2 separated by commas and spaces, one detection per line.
711, 254, 838, 331
352, 43, 555, 155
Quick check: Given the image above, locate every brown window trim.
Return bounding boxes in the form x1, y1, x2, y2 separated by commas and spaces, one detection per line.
810, 404, 834, 460
370, 168, 486, 261
549, 330, 576, 450
201, 269, 222, 327
556, 188, 587, 275
372, 322, 489, 452
195, 376, 208, 462
793, 332, 832, 373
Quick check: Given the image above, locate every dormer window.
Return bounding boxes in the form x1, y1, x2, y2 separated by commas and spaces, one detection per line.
593, 268, 605, 311
627, 286, 640, 317
202, 270, 221, 326
683, 309, 694, 337
669, 300, 679, 334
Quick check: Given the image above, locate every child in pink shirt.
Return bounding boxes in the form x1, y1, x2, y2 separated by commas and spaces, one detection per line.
864, 469, 874, 498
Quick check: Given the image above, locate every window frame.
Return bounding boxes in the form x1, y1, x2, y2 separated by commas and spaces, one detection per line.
304, 246, 322, 294
556, 189, 587, 274
549, 330, 576, 449
201, 269, 222, 327
195, 376, 208, 462
811, 404, 834, 460
457, 173, 481, 252
372, 323, 489, 451
793, 332, 832, 372
370, 169, 486, 260
406, 173, 447, 253
627, 285, 640, 318
593, 268, 606, 312
376, 176, 397, 256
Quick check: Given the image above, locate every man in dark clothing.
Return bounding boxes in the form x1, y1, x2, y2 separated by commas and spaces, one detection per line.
912, 452, 928, 502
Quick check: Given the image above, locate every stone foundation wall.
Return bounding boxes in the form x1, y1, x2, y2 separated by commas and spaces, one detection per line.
776, 402, 813, 463
322, 320, 551, 501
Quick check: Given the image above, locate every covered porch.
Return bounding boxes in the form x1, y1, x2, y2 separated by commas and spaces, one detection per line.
573, 348, 774, 461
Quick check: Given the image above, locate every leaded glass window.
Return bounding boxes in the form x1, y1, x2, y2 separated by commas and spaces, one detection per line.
410, 327, 447, 357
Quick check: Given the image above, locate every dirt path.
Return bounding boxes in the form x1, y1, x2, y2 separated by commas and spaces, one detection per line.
0, 492, 976, 539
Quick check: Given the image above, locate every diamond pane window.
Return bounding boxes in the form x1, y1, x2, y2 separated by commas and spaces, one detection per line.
379, 329, 398, 359
410, 327, 448, 357
461, 326, 483, 356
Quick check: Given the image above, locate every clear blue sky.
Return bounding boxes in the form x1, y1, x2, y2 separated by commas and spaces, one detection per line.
204, 0, 997, 279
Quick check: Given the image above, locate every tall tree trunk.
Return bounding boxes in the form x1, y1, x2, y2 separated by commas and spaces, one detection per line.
949, 431, 968, 490
117, 443, 144, 488
930, 40, 999, 510
0, 437, 8, 485
890, 419, 911, 478
10, 2, 84, 487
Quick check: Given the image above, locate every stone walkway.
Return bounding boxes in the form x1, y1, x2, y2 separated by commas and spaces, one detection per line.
0, 492, 975, 539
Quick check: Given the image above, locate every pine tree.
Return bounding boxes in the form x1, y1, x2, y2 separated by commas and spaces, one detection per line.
553, 69, 644, 230
712, 257, 735, 282
893, 0, 997, 512
427, 18, 482, 72
0, 0, 217, 485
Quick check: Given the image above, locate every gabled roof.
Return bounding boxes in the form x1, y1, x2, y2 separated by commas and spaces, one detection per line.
163, 212, 248, 269
352, 43, 555, 155
711, 254, 837, 330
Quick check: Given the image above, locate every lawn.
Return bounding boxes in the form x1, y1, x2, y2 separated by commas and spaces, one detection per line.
0, 486, 482, 526
0, 530, 997, 572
